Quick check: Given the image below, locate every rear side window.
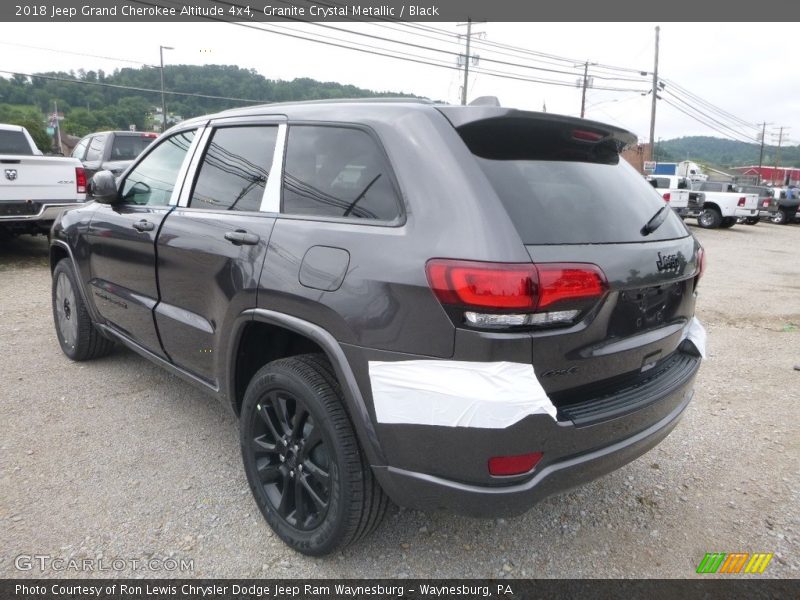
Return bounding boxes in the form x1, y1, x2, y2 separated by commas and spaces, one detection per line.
190, 126, 278, 212
282, 125, 402, 221
85, 135, 105, 161
458, 119, 688, 244
110, 135, 156, 161
0, 130, 34, 155
72, 138, 89, 160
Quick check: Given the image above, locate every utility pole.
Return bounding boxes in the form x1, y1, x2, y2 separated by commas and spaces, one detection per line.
54, 100, 63, 155
580, 61, 589, 118
159, 45, 174, 133
648, 26, 660, 161
757, 122, 769, 176
771, 126, 789, 185
459, 19, 472, 106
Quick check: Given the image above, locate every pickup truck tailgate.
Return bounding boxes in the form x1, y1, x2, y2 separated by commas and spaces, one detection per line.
0, 155, 82, 202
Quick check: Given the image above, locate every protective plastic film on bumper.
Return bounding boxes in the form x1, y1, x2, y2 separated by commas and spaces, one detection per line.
368, 360, 557, 428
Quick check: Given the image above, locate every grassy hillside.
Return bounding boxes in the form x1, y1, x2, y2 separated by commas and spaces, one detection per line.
658, 136, 800, 168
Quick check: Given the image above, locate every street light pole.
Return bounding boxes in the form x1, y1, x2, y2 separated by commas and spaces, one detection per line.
159, 45, 174, 133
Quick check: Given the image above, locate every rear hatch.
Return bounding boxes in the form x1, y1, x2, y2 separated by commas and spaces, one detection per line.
437, 108, 700, 405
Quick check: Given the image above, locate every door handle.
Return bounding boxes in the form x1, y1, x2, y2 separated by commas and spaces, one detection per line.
132, 219, 155, 232
224, 230, 260, 246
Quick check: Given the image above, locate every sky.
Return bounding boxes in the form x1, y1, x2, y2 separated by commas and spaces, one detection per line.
1, 21, 798, 146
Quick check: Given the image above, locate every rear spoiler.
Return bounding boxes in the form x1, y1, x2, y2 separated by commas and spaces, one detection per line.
436, 106, 637, 164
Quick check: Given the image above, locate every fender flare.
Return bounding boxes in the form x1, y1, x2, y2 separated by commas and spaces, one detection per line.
50, 239, 103, 324
228, 308, 386, 466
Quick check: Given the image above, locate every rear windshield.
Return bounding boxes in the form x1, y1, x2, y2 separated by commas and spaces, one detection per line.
474, 157, 688, 244
110, 135, 155, 161
650, 177, 672, 189
0, 130, 34, 155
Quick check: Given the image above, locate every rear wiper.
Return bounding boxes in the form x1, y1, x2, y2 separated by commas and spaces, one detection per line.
641, 205, 669, 236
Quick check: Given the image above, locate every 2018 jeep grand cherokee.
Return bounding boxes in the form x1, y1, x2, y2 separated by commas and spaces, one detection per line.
49, 100, 705, 556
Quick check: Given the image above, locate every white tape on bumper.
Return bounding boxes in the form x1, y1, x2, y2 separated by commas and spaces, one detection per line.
368, 360, 557, 428
683, 316, 707, 359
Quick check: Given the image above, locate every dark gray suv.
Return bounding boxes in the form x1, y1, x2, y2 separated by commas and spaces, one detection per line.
49, 100, 705, 555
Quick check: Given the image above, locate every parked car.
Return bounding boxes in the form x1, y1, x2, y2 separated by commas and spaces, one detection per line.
71, 130, 158, 180
686, 181, 758, 229
733, 184, 773, 225
0, 123, 87, 237
49, 101, 706, 555
646, 175, 690, 215
764, 186, 800, 224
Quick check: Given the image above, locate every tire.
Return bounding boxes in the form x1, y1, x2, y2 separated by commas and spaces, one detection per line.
697, 207, 722, 229
240, 353, 388, 556
744, 217, 759, 225
720, 217, 737, 229
771, 209, 789, 225
52, 259, 115, 361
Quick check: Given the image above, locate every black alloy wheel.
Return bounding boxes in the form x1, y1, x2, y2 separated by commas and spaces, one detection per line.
240, 354, 388, 555
251, 388, 331, 531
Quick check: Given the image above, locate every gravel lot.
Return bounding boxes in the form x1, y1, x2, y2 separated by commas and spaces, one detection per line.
1, 221, 798, 579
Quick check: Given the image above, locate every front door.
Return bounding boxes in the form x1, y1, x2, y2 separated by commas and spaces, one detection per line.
87, 129, 198, 355
155, 123, 281, 384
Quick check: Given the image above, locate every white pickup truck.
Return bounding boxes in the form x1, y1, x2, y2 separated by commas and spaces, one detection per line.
646, 175, 690, 213
686, 181, 759, 229
0, 124, 87, 237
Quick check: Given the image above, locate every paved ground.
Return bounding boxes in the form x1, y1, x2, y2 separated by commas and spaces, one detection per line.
0, 221, 798, 579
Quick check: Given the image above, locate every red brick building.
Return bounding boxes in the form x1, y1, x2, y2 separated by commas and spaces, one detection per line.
730, 166, 800, 185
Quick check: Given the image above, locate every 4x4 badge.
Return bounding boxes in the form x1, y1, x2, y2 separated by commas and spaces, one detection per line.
5, 169, 18, 181
656, 251, 679, 272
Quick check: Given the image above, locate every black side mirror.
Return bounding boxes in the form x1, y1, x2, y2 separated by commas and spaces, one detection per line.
89, 170, 119, 204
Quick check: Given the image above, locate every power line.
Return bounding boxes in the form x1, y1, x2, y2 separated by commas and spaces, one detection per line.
0, 41, 154, 67
662, 89, 758, 143
660, 98, 759, 145
0, 69, 265, 104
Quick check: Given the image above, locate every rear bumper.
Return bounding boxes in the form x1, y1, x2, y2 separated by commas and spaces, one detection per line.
374, 387, 692, 517
734, 208, 758, 218
0, 201, 84, 223
365, 348, 700, 517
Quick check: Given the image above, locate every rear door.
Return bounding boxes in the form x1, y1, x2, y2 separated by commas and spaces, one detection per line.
86, 128, 200, 355
450, 114, 700, 394
154, 118, 283, 385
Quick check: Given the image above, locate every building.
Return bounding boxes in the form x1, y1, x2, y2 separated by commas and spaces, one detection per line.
730, 166, 800, 186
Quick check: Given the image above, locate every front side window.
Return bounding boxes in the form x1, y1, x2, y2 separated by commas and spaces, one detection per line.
121, 130, 195, 206
282, 125, 401, 221
189, 126, 277, 212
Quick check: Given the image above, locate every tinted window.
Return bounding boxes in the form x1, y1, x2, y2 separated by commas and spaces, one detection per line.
282, 125, 401, 221
121, 130, 195, 206
650, 177, 671, 189
0, 130, 34, 155
190, 126, 277, 212
85, 135, 105, 161
110, 134, 156, 161
475, 158, 688, 244
72, 138, 89, 160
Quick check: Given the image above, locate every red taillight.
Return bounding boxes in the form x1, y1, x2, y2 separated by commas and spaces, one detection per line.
572, 129, 604, 142
426, 260, 537, 309
737, 197, 746, 207
142, 133, 158, 138
537, 264, 607, 310
75, 167, 87, 194
488, 452, 543, 476
425, 259, 606, 313
663, 192, 671, 202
